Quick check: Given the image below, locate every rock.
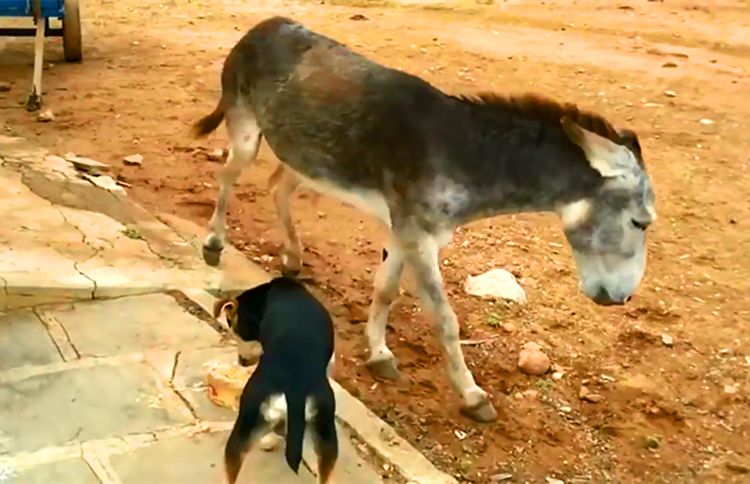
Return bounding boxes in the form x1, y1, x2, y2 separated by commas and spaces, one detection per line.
642, 435, 660, 450
350, 13, 369, 21
490, 473, 513, 482
664, 90, 677, 98
725, 460, 750, 474
662, 61, 678, 68
579, 385, 604, 403
207, 148, 225, 162
0, 81, 11, 92
37, 109, 55, 122
699, 118, 714, 126
552, 371, 565, 380
661, 334, 674, 347
501, 322, 517, 333
83, 174, 125, 193
65, 155, 110, 174
465, 268, 527, 304
123, 153, 143, 166
723, 384, 738, 395
517, 342, 551, 375
546, 478, 565, 484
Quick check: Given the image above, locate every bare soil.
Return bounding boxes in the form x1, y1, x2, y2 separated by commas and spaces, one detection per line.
2, 0, 749, 482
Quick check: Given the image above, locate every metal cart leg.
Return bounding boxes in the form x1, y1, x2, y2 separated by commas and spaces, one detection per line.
26, 0, 46, 111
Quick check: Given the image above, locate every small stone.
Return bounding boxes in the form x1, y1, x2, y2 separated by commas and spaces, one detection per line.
699, 118, 714, 126
66, 155, 110, 173
517, 342, 551, 375
454, 429, 467, 440
552, 371, 564, 380
501, 322, 516, 333
350, 13, 369, 20
643, 435, 660, 449
207, 148, 224, 162
123, 153, 143, 166
37, 109, 55, 122
465, 268, 526, 303
725, 461, 750, 474
0, 81, 11, 92
490, 473, 513, 482
662, 61, 678, 68
546, 478, 565, 484
579, 386, 603, 403
723, 384, 738, 395
661, 334, 674, 347
559, 405, 572, 413
664, 90, 677, 98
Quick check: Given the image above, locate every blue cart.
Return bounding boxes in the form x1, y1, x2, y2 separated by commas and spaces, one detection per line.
0, 0, 82, 110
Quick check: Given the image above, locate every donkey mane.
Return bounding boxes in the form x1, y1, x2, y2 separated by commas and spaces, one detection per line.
454, 92, 625, 146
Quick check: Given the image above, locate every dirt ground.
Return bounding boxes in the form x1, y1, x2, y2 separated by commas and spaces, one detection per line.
2, 0, 749, 482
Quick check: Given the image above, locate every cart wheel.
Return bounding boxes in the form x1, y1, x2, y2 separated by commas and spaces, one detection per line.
62, 0, 82, 62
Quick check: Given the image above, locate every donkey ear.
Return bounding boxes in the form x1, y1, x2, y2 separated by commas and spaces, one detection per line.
617, 128, 642, 159
561, 117, 632, 178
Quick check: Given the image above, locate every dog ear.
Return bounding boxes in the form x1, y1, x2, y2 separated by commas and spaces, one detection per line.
213, 297, 237, 321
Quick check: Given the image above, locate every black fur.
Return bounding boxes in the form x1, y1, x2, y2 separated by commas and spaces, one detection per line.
224, 277, 338, 483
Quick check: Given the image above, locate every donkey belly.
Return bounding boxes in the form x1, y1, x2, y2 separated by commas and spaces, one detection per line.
297, 173, 391, 227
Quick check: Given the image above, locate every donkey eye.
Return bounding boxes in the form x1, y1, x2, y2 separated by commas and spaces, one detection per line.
631, 219, 649, 231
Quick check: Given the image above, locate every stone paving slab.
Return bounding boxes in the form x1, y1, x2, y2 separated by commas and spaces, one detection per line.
0, 310, 62, 371
110, 430, 316, 484
0, 362, 193, 454
44, 294, 222, 358
1, 458, 99, 484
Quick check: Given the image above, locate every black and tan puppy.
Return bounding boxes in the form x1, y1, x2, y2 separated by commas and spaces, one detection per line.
214, 277, 337, 484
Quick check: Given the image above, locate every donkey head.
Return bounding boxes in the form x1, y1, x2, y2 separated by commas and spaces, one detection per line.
557, 118, 656, 306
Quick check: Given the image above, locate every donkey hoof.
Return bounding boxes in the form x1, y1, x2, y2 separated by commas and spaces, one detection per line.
366, 357, 400, 380
202, 245, 223, 267
460, 398, 498, 423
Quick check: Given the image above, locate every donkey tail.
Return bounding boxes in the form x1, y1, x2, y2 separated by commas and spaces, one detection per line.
191, 100, 225, 138
284, 391, 307, 474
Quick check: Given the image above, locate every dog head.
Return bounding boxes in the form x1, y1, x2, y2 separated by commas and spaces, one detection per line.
213, 285, 269, 367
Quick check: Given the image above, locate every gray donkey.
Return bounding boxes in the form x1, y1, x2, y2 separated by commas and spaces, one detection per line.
192, 16, 656, 422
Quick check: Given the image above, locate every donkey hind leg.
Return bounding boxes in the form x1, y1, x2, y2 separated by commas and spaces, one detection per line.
271, 167, 304, 276
365, 234, 405, 380
401, 230, 497, 423
202, 108, 262, 266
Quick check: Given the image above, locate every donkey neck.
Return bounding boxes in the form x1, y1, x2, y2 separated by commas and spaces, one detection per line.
439, 95, 605, 224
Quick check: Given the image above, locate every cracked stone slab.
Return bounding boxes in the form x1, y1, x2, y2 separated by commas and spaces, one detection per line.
0, 362, 193, 454
0, 311, 63, 371
109, 430, 316, 483
0, 458, 99, 484
42, 294, 222, 358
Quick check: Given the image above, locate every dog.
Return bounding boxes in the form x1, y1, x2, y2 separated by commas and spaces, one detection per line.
214, 277, 338, 484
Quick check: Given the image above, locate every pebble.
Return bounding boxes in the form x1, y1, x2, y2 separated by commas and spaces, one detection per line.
37, 109, 55, 122
465, 268, 527, 304
207, 148, 224, 162
546, 478, 565, 484
723, 384, 738, 395
699, 118, 715, 126
662, 61, 678, 68
0, 81, 11, 92
579, 386, 604, 403
490, 473, 513, 482
66, 155, 110, 174
123, 153, 143, 166
501, 322, 517, 333
517, 342, 550, 375
661, 334, 674, 347
664, 90, 677, 98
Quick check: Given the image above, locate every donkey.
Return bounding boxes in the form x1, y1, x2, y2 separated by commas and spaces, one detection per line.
192, 16, 656, 422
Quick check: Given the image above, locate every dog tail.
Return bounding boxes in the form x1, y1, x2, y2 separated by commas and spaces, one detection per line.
192, 100, 225, 138
284, 391, 307, 473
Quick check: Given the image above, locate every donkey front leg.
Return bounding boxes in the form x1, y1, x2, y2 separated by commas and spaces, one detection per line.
365, 235, 405, 379
270, 165, 304, 276
202, 110, 262, 266
401, 232, 497, 423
